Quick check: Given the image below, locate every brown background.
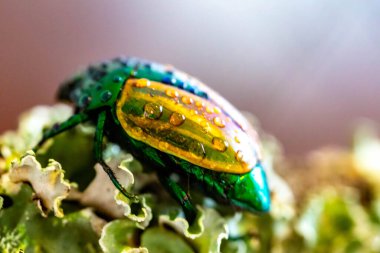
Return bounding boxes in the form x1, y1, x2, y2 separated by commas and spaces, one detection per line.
0, 1, 379, 155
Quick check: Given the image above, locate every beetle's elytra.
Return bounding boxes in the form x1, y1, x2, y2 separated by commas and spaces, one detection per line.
36, 57, 270, 222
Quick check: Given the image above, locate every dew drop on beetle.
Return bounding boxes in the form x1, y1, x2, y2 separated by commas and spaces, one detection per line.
101, 90, 112, 102
169, 112, 186, 126
212, 137, 228, 152
134, 78, 150, 88
213, 117, 226, 128
195, 100, 204, 108
235, 150, 244, 162
144, 103, 163, 119
181, 96, 193, 105
214, 107, 222, 114
190, 110, 199, 116
206, 106, 214, 114
165, 89, 179, 98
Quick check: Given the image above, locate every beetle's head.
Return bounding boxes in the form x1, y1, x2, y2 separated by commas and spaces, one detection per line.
57, 76, 83, 103
57, 62, 108, 103
228, 163, 270, 213
57, 61, 125, 108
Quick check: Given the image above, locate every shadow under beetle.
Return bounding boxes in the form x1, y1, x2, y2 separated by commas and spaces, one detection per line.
34, 57, 270, 223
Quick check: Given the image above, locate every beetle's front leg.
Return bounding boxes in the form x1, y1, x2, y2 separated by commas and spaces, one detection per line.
33, 112, 89, 152
94, 110, 138, 202
158, 173, 197, 224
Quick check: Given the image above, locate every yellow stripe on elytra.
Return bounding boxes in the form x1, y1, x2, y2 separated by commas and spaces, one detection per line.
115, 79, 252, 174
124, 85, 225, 143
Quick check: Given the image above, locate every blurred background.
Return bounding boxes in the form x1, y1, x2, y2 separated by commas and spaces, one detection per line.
0, 1, 379, 155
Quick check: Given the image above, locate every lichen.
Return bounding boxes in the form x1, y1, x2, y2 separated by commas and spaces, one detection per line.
9, 153, 71, 218
2, 105, 380, 252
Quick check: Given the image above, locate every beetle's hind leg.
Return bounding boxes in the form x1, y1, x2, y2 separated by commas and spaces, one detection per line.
94, 110, 138, 202
158, 173, 197, 224
33, 112, 89, 152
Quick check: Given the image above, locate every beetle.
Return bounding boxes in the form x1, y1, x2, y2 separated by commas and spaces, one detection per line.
34, 57, 270, 223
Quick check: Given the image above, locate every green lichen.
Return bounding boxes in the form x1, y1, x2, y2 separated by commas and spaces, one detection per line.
141, 227, 194, 253
0, 186, 101, 253
99, 219, 146, 253
2, 105, 380, 252
0, 227, 26, 253
10, 154, 71, 218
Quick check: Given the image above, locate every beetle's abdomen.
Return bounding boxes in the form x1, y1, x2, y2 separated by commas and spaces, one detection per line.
116, 79, 258, 174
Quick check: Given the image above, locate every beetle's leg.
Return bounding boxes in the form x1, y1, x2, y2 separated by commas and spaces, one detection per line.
33, 112, 89, 152
94, 110, 138, 202
158, 173, 197, 224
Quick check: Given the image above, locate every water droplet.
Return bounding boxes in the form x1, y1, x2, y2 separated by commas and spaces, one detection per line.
214, 107, 222, 114
234, 136, 241, 143
181, 96, 193, 105
162, 76, 175, 84
190, 110, 199, 115
195, 100, 205, 108
170, 113, 185, 126
235, 150, 244, 162
101, 90, 112, 102
144, 103, 163, 119
189, 141, 206, 159
166, 89, 179, 98
213, 117, 226, 128
134, 78, 150, 88
212, 137, 228, 152
80, 95, 92, 107
113, 75, 123, 83
207, 106, 216, 114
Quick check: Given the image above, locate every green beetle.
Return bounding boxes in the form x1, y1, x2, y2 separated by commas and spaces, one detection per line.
34, 57, 270, 222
